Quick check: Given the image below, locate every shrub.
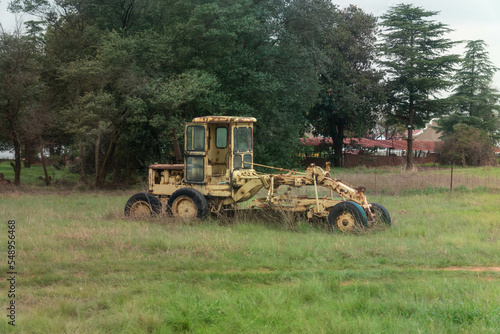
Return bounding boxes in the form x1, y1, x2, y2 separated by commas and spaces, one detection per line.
437, 125, 497, 166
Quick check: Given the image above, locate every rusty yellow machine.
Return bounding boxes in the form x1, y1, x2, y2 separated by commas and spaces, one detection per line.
124, 116, 390, 232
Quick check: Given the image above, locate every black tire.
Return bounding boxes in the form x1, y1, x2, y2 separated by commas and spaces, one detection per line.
328, 201, 368, 232
167, 188, 208, 219
124, 193, 161, 218
369, 203, 391, 226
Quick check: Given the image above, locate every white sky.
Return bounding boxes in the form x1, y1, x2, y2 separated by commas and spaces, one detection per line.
334, 0, 500, 90
0, 1, 37, 33
1, 0, 499, 89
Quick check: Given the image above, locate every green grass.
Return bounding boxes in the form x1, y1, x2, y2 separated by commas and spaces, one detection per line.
0, 191, 499, 333
0, 161, 81, 186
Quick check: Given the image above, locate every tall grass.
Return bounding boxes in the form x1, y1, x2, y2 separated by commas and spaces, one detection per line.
0, 190, 499, 333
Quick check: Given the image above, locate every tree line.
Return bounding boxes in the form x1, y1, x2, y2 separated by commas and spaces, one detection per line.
0, 1, 498, 186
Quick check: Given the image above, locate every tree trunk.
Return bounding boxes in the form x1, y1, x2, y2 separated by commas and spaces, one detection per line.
95, 132, 101, 181
78, 135, 86, 182
13, 139, 22, 186
96, 130, 120, 188
331, 122, 344, 168
406, 101, 415, 170
24, 142, 36, 168
40, 147, 51, 186
406, 131, 414, 170
333, 138, 344, 168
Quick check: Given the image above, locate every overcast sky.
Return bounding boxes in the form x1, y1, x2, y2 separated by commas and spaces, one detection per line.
0, 1, 27, 32
1, 0, 499, 89
334, 0, 500, 89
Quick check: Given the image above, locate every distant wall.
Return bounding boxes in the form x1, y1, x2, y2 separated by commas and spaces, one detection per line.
0, 150, 14, 159
302, 153, 440, 168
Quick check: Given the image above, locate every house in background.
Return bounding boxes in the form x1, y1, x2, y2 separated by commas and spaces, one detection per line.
301, 119, 442, 168
413, 118, 440, 142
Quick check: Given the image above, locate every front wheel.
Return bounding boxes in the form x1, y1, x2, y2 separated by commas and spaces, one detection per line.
168, 188, 208, 219
124, 193, 161, 218
328, 201, 367, 232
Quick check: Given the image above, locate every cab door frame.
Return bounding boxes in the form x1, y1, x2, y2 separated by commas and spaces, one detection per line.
184, 123, 208, 184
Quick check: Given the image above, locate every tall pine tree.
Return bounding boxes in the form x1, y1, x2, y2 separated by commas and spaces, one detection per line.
379, 4, 459, 169
439, 40, 500, 138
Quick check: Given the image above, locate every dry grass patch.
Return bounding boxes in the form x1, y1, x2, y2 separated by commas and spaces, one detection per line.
441, 267, 500, 272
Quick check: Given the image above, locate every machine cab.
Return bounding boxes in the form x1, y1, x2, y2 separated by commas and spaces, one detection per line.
184, 116, 256, 185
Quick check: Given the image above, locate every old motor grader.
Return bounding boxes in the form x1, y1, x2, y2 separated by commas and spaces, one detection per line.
124, 116, 390, 232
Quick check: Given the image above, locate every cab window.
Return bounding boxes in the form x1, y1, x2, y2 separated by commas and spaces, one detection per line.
216, 127, 228, 148
186, 156, 204, 182
233, 127, 252, 152
186, 125, 205, 151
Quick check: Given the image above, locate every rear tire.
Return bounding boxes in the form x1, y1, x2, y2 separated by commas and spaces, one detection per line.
328, 201, 367, 232
168, 188, 208, 219
124, 193, 161, 218
369, 203, 391, 226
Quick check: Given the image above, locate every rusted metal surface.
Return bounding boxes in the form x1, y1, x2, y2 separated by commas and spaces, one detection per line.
334, 211, 357, 232
192, 116, 257, 124
129, 201, 154, 218
150, 164, 184, 170
170, 195, 198, 218
246, 164, 372, 220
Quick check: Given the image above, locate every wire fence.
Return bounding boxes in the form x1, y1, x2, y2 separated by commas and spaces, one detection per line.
334, 166, 500, 195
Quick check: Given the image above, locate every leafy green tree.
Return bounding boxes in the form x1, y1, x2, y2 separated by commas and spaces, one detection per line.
57, 32, 132, 185
161, 0, 327, 168
9, 0, 386, 181
0, 30, 43, 185
438, 40, 500, 138
308, 5, 384, 167
379, 4, 460, 169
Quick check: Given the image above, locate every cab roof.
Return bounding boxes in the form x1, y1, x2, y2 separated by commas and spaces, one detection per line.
191, 116, 257, 124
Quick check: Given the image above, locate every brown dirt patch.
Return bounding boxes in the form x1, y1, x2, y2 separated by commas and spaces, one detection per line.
202, 267, 274, 274
340, 281, 355, 286
441, 266, 500, 272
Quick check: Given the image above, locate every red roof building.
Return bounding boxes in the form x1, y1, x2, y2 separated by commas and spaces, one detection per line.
300, 137, 438, 152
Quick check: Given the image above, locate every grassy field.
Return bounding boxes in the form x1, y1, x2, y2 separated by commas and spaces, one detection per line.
0, 188, 499, 333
